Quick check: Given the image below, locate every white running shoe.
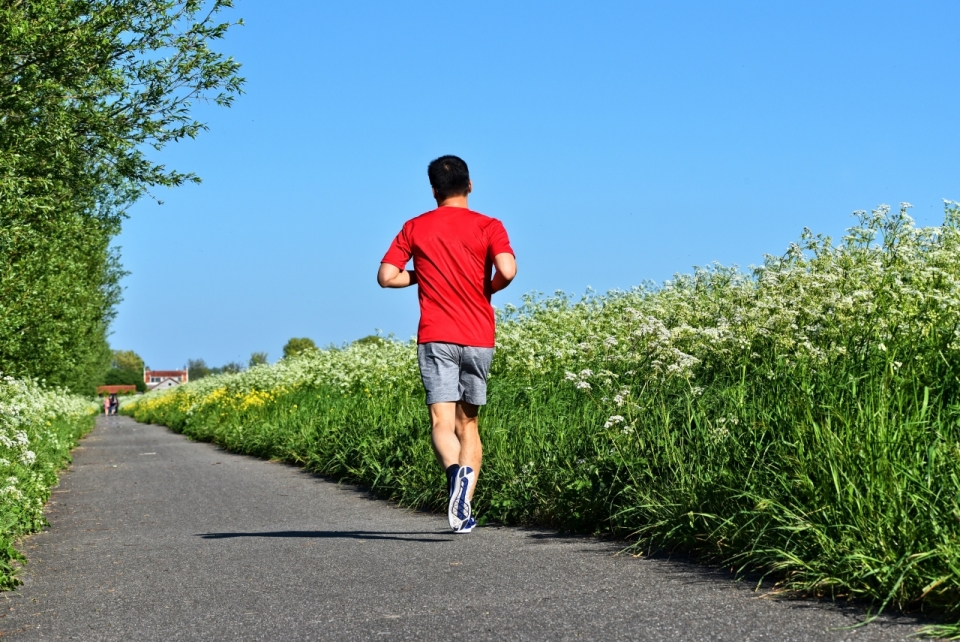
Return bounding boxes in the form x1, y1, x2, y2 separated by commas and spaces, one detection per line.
446, 464, 460, 529
448, 466, 475, 531
455, 516, 477, 534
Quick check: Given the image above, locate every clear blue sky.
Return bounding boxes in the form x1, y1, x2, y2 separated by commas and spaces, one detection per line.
112, 0, 960, 369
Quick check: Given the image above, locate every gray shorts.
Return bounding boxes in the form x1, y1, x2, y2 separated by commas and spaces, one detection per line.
417, 342, 495, 406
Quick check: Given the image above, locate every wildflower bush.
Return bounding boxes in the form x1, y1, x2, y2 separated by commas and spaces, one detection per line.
0, 375, 95, 589
127, 202, 960, 635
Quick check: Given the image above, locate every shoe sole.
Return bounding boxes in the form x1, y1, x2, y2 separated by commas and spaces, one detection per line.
446, 464, 461, 530
455, 519, 476, 534
448, 466, 474, 531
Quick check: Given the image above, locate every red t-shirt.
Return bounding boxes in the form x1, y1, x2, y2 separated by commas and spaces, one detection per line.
381, 206, 514, 347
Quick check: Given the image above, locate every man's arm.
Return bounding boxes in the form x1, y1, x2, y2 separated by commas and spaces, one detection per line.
490, 252, 517, 293
378, 263, 418, 288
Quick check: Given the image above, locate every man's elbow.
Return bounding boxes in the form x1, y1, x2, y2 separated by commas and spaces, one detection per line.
377, 264, 395, 288
494, 255, 517, 283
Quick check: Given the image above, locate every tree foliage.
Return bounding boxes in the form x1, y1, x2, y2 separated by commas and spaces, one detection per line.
188, 357, 244, 380
102, 349, 146, 391
0, 0, 244, 393
282, 337, 317, 359
187, 358, 212, 380
102, 367, 146, 392
111, 350, 144, 373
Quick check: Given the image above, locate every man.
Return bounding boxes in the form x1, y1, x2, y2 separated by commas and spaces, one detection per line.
378, 155, 516, 534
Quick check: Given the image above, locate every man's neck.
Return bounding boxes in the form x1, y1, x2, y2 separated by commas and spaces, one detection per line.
436, 194, 469, 209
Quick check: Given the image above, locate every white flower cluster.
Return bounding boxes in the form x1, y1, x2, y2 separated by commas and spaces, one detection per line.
0, 476, 22, 500
497, 202, 960, 433
0, 374, 92, 476
565, 369, 593, 390
603, 415, 625, 428
131, 202, 960, 447
0, 373, 93, 528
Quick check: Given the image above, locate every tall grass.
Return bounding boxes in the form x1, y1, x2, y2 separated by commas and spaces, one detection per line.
127, 202, 960, 636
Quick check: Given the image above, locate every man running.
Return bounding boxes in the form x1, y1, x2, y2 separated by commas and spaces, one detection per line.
378, 155, 517, 534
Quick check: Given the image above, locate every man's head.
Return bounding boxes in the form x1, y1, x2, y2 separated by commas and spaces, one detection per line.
428, 155, 471, 203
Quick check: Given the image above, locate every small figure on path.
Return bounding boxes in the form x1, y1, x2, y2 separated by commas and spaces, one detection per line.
378, 155, 517, 533
103, 394, 111, 416
109, 392, 119, 416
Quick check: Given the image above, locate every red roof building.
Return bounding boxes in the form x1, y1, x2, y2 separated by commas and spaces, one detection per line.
144, 369, 188, 391
96, 385, 137, 396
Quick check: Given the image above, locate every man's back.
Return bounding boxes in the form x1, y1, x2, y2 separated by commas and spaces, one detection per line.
381, 205, 512, 347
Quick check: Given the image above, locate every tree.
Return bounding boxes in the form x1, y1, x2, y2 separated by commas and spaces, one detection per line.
0, 1, 244, 393
353, 334, 386, 348
283, 337, 317, 359
219, 362, 244, 375
249, 351, 268, 367
101, 349, 146, 391
102, 367, 146, 392
112, 350, 144, 373
188, 357, 245, 379
188, 358, 212, 380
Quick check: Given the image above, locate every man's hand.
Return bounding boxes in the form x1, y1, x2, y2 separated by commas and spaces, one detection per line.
490, 253, 517, 293
378, 263, 417, 288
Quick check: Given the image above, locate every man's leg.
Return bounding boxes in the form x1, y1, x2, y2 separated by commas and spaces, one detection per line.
430, 402, 460, 469
431, 400, 482, 532
430, 402, 481, 479
454, 401, 481, 499
419, 343, 486, 532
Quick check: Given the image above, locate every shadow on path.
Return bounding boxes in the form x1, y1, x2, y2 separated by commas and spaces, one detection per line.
197, 530, 454, 543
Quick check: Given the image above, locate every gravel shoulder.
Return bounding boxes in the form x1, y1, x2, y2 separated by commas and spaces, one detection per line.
0, 416, 931, 641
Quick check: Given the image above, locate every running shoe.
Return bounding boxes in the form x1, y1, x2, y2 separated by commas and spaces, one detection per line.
455, 516, 477, 534
448, 465, 475, 531
446, 463, 460, 528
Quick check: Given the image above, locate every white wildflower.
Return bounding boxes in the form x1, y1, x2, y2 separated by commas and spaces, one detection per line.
604, 415, 625, 428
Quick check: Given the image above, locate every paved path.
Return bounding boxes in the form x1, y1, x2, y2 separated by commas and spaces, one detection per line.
0, 416, 929, 641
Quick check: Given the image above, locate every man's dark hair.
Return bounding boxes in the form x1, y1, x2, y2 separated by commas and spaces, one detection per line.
428, 155, 470, 201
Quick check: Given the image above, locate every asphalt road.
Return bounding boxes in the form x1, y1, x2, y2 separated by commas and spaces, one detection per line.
0, 416, 930, 641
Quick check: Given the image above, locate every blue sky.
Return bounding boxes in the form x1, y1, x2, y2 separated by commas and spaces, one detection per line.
113, 0, 960, 369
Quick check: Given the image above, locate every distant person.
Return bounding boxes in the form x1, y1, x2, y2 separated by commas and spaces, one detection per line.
378, 155, 517, 533
109, 393, 119, 416
103, 394, 111, 416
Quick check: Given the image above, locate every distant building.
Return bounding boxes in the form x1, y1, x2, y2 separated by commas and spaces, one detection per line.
144, 368, 188, 392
